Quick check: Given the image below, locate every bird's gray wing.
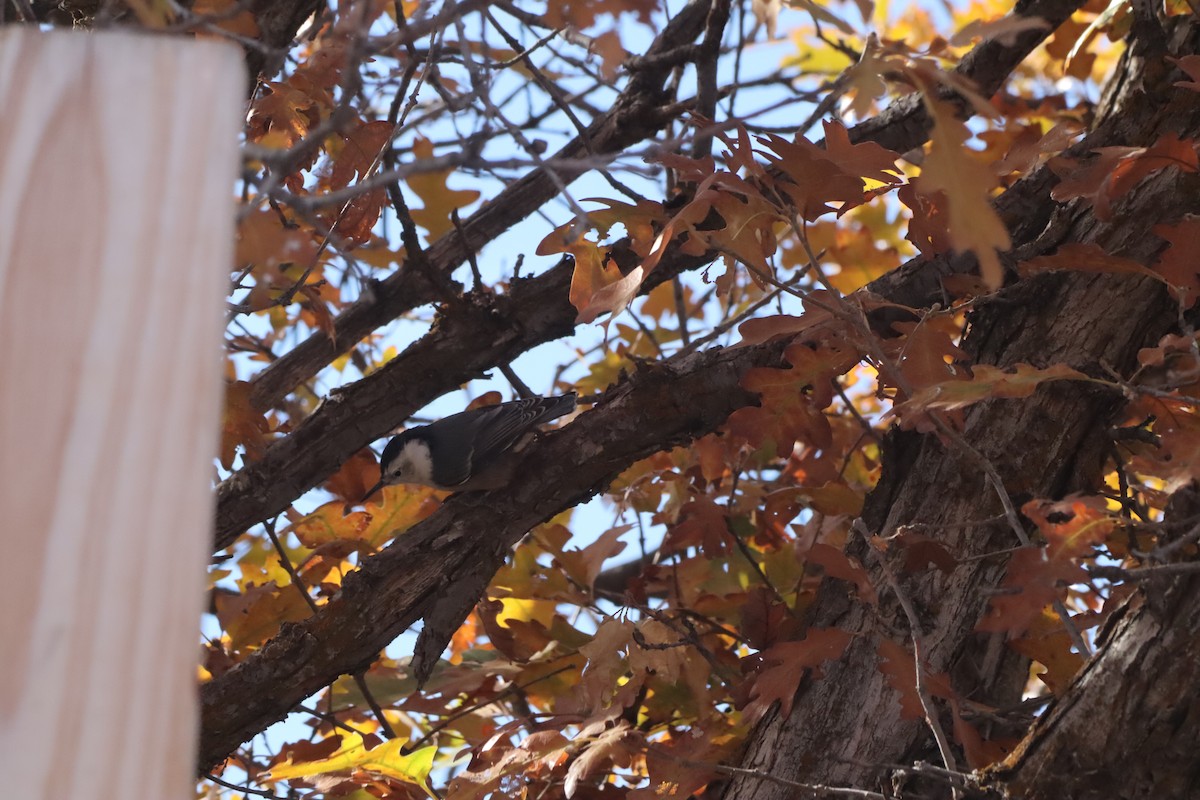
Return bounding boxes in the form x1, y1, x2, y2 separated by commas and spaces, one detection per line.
425, 396, 575, 487
459, 396, 575, 469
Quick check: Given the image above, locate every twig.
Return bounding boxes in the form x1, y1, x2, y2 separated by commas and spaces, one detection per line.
725, 466, 786, 604
1144, 515, 1200, 563
351, 670, 399, 740
205, 772, 281, 798
1088, 561, 1200, 581
264, 517, 320, 616
402, 665, 575, 752
498, 363, 535, 398
853, 519, 961, 795
673, 276, 692, 346
647, 745, 888, 799
451, 208, 484, 289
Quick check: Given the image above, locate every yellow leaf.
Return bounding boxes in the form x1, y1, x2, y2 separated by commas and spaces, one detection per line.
495, 597, 558, 629
267, 733, 435, 792
408, 138, 481, 238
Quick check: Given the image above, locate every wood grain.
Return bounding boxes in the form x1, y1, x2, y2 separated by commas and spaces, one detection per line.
0, 29, 242, 798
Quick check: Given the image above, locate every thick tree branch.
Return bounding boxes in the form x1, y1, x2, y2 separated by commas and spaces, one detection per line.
214, 0, 1084, 549
200, 336, 789, 770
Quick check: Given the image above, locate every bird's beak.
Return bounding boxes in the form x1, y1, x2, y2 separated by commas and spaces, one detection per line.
361, 479, 385, 505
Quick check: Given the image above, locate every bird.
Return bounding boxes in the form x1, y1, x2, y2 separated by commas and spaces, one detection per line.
362, 393, 577, 502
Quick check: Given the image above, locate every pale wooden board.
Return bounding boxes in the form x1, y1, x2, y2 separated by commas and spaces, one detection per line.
0, 29, 243, 797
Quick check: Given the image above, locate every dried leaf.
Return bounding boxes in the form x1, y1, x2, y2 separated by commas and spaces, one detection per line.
742, 628, 853, 722
915, 94, 1011, 288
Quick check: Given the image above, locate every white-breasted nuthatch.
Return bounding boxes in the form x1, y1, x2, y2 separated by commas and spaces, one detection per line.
362, 393, 577, 501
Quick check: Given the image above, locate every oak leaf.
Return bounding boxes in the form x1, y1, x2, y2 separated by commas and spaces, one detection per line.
742, 628, 853, 723
915, 94, 1011, 288
1152, 217, 1200, 305
407, 138, 481, 237
266, 733, 435, 792
975, 546, 1085, 638
1050, 132, 1199, 221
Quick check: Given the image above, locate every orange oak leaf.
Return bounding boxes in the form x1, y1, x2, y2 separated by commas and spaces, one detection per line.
220, 380, 273, 469
555, 525, 630, 590
742, 628, 853, 722
1020, 242, 1157, 279
193, 0, 260, 37
236, 209, 320, 268
564, 722, 635, 798
875, 638, 957, 721
892, 363, 1089, 424
735, 302, 834, 347
665, 495, 732, 557
761, 134, 876, 220
1151, 217, 1200, 305
1050, 132, 1199, 221
806, 543, 877, 603
975, 546, 1085, 638
728, 340, 857, 456
885, 317, 967, 397
818, 120, 904, 187
898, 181, 954, 257
1009, 608, 1084, 692
1023, 495, 1118, 559
248, 82, 319, 148
216, 581, 312, 651
915, 94, 1011, 288
326, 119, 393, 197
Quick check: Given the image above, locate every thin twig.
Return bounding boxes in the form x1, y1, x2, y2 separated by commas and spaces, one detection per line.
264, 517, 320, 616
205, 772, 281, 798
451, 208, 484, 289
1089, 561, 1200, 581
853, 519, 961, 795
351, 670, 399, 740
498, 363, 535, 398
647, 745, 888, 799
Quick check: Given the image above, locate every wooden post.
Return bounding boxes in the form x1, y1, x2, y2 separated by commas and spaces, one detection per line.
0, 30, 243, 796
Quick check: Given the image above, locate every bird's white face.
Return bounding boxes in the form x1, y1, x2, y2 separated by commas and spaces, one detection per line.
384, 439, 436, 487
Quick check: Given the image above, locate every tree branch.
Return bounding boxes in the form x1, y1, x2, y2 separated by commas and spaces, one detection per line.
214, 0, 1087, 549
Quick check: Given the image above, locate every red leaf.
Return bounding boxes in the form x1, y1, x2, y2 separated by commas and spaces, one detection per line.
975, 546, 1085, 638
1170, 55, 1200, 92
1152, 217, 1200, 305
1020, 242, 1158, 280
807, 543, 878, 603
1051, 133, 1199, 221
742, 628, 853, 722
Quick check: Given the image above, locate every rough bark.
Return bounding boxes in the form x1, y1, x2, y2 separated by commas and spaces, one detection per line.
721, 13, 1200, 800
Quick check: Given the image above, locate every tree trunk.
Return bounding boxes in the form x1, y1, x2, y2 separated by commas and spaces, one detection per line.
722, 12, 1200, 800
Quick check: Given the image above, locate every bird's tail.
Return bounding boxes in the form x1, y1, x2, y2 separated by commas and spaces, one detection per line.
541, 392, 577, 422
